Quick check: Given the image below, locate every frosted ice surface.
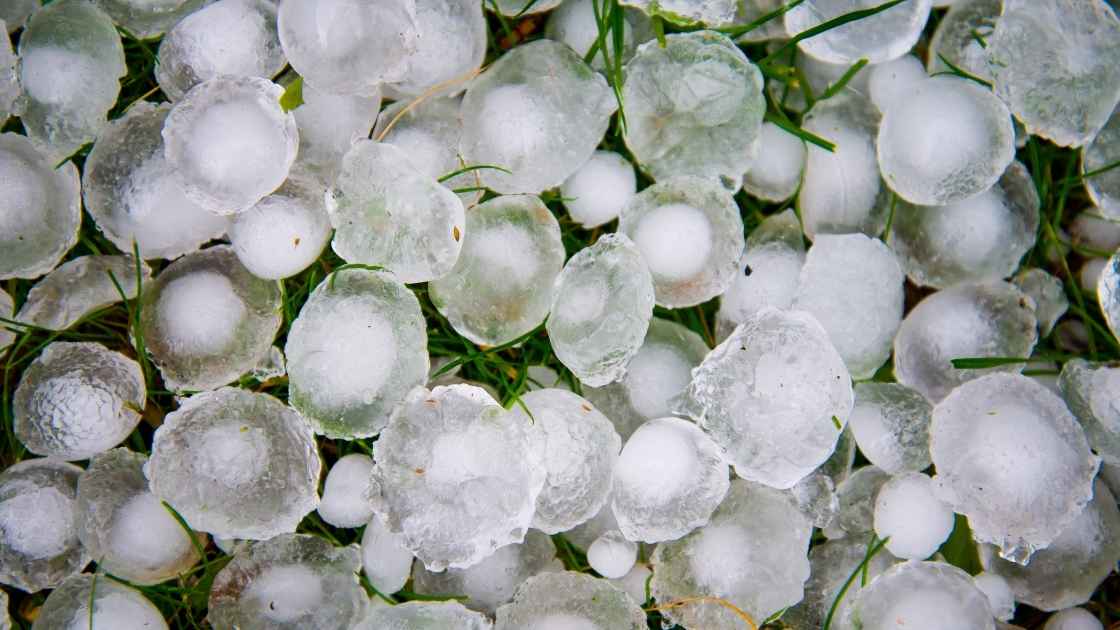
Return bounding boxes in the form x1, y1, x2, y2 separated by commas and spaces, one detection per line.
429, 195, 564, 346
677, 308, 853, 489
291, 81, 380, 188
1014, 269, 1068, 337
784, 0, 932, 65
873, 472, 954, 560
652, 479, 813, 628
390, 0, 486, 97
1084, 107, 1120, 220
361, 514, 413, 595
0, 459, 87, 592
317, 454, 374, 529
1071, 212, 1120, 252
849, 383, 933, 475
742, 122, 806, 202
32, 574, 167, 630
92, 0, 206, 39
1060, 360, 1120, 465
843, 561, 995, 630
782, 538, 897, 629
16, 256, 150, 331
893, 281, 1038, 403
545, 0, 653, 71
146, 388, 322, 540
0, 289, 14, 353
0, 21, 18, 122
622, 32, 764, 189
930, 374, 1100, 564
611, 417, 729, 542
494, 572, 647, 630
355, 601, 492, 630
139, 245, 281, 392
373, 97, 477, 205
561, 151, 637, 229
1044, 609, 1105, 630
790, 472, 839, 529
974, 572, 1016, 622
14, 342, 145, 461
460, 40, 615, 194
489, 0, 562, 16
868, 55, 928, 113
285, 269, 428, 438
82, 102, 229, 260
1, 1, 39, 32
209, 534, 367, 630
619, 0, 736, 25
926, 0, 999, 81
230, 177, 331, 280
588, 531, 637, 579
829, 465, 890, 539
368, 385, 545, 571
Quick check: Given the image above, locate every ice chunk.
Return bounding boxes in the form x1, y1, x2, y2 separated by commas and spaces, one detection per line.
1060, 360, 1120, 465
611, 417, 729, 542
373, 97, 478, 205
974, 572, 1016, 622
0, 20, 18, 123
868, 55, 928, 112
230, 177, 331, 280
290, 80, 380, 187
390, 0, 486, 97
1084, 107, 1120, 220
926, 0, 1000, 82
785, 0, 931, 65
873, 472, 954, 560
619, 0, 736, 26
849, 383, 933, 475
828, 465, 890, 539
33, 574, 167, 630
782, 537, 897, 629
317, 454, 374, 529
494, 571, 647, 630
588, 531, 637, 579
844, 561, 995, 630
355, 601, 492, 630
560, 151, 638, 229
2, 1, 39, 32
146, 388, 322, 540
16, 255, 150, 331
545, 0, 653, 71
361, 514, 413, 595
1044, 609, 1105, 630
790, 472, 839, 529
742, 122, 807, 202
1013, 269, 1068, 338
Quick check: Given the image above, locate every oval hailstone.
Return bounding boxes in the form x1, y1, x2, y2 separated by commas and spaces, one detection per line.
784, 0, 932, 65
560, 150, 639, 229
1084, 107, 1120, 220
317, 454, 374, 529
33, 574, 167, 630
291, 81, 381, 187
229, 177, 332, 280
361, 514, 413, 595
460, 39, 616, 194
146, 388, 322, 540
781, 537, 897, 629
743, 121, 807, 202
849, 383, 933, 475
91, 0, 207, 39
844, 561, 995, 630
389, 0, 487, 97
1060, 360, 1120, 465
622, 31, 765, 190
16, 255, 150, 331
356, 601, 492, 630
495, 572, 647, 630
931, 374, 1100, 564
926, 0, 1000, 81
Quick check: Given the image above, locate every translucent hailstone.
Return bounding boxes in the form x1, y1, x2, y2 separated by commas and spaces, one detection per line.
785, 0, 932, 65
317, 454, 374, 529
91, 0, 205, 39
17, 0, 125, 161
14, 342, 145, 461
32, 574, 167, 630
926, 0, 1000, 82
878, 76, 1015, 206
0, 459, 87, 592
355, 601, 492, 630
867, 55, 928, 113
873, 472, 955, 560
429, 195, 565, 346
411, 530, 558, 614
974, 572, 1016, 622
1044, 609, 1105, 630
843, 561, 995, 630
588, 531, 637, 579
146, 388, 322, 540
986, 0, 1120, 148
828, 465, 890, 539
584, 318, 709, 440
619, 177, 745, 308
0, 289, 14, 353
0, 20, 18, 122
618, 0, 736, 26
893, 281, 1038, 403
209, 534, 367, 630
677, 308, 853, 489
229, 177, 332, 280
1, 1, 39, 32
289, 82, 380, 188
611, 417, 730, 542
389, 0, 487, 97
561, 151, 638, 229
652, 479, 813, 628
1084, 108, 1120, 219
139, 245, 281, 392
494, 571, 647, 630
459, 39, 616, 194
849, 383, 933, 475
790, 472, 839, 528
285, 268, 428, 438
76, 449, 202, 585
1060, 360, 1120, 465
489, 0, 562, 16
16, 255, 150, 331
1012, 268, 1065, 335
361, 514, 413, 595
930, 374, 1100, 564
82, 102, 229, 260
368, 385, 545, 571
742, 122, 807, 202
545, 0, 653, 71
622, 32, 765, 189
0, 133, 80, 280
373, 97, 478, 205
782, 537, 897, 629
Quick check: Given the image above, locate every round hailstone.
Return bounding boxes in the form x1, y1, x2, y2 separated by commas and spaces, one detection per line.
878, 75, 1015, 206
545, 0, 653, 71
412, 530, 558, 614
82, 102, 229, 260
784, 0, 932, 65
1060, 360, 1120, 465
677, 307, 853, 489
618, 177, 745, 308
155, 0, 286, 102
32, 574, 167, 630
17, 0, 125, 161
0, 459, 87, 592
867, 55, 928, 113
742, 122, 807, 202
828, 465, 890, 539
873, 472, 955, 560
973, 572, 1016, 622
0, 19, 18, 122
0, 133, 80, 280
14, 342, 145, 461
588, 531, 638, 579
986, 0, 1120, 148
611, 417, 730, 543
792, 233, 904, 379
139, 245, 281, 392
91, 0, 206, 39
355, 601, 492, 630
561, 151, 638, 229
285, 269, 428, 438
76, 448, 203, 585
893, 281, 1038, 403
163, 76, 298, 215
460, 39, 616, 194
290, 82, 380, 188
429, 195, 565, 346
651, 479, 813, 628
317, 454, 374, 529
146, 388, 322, 540
209, 534, 367, 630
361, 514, 413, 595
926, 0, 1000, 81
1044, 609, 1105, 630
584, 318, 709, 440
389, 0, 486, 97
229, 178, 331, 280
16, 255, 151, 331
373, 97, 479, 205
368, 385, 545, 571
843, 561, 995, 630
495, 571, 647, 630
849, 383, 933, 475
0, 289, 15, 353
618, 0, 736, 26
1085, 108, 1120, 220
930, 374, 1100, 564
781, 538, 897, 629
622, 31, 764, 189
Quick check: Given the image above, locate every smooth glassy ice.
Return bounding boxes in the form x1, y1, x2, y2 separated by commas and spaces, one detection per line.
561, 151, 638, 229
229, 177, 332, 280
873, 472, 954, 560
843, 561, 995, 630
1060, 360, 1120, 465
361, 514, 413, 595
784, 0, 932, 65
867, 55, 928, 113
16, 255, 150, 331
317, 454, 374, 529
494, 571, 647, 630
588, 531, 637, 579
742, 122, 807, 202
389, 0, 487, 97
849, 383, 933, 474
32, 574, 167, 630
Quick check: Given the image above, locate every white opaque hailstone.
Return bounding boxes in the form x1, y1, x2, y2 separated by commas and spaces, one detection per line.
931, 374, 1100, 565
781, 537, 897, 629
545, 0, 653, 71
356, 601, 492, 630
784, 0, 932, 65
16, 255, 151, 331
844, 561, 996, 630
588, 531, 637, 579
1045, 609, 1104, 630
828, 465, 890, 539
849, 383, 933, 475
620, 0, 736, 25
229, 178, 331, 281
611, 417, 730, 543
973, 572, 1016, 622
1060, 360, 1120, 465
361, 515, 413, 595
878, 75, 1015, 206
873, 472, 954, 560
677, 308, 853, 490
867, 54, 928, 112
32, 574, 168, 630
0, 20, 18, 123
1014, 268, 1068, 338
561, 151, 638, 229
290, 81, 381, 187
91, 0, 205, 39
742, 122, 807, 203
1084, 109, 1120, 220
317, 454, 374, 529
494, 571, 647, 630
389, 0, 487, 97
926, 0, 999, 82
1101, 252, 1120, 343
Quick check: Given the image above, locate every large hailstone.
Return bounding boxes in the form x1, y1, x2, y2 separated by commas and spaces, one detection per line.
494, 571, 647, 630
389, 0, 487, 97
930, 374, 1100, 564
16, 255, 150, 331
677, 308, 853, 489
229, 177, 332, 280
873, 472, 955, 560
355, 601, 492, 630
91, 0, 205, 39
622, 31, 764, 190
618, 177, 745, 308
285, 269, 428, 438
139, 245, 281, 392
32, 574, 167, 630
785, 0, 932, 65
619, 0, 736, 25
849, 383, 933, 475
843, 561, 995, 630
76, 448, 203, 585
327, 140, 466, 283
926, 0, 1000, 81
1060, 360, 1120, 465
0, 133, 80, 280
782, 538, 898, 629
0, 459, 88, 592
368, 385, 546, 571
459, 39, 616, 194
146, 388, 322, 540
429, 195, 565, 346
652, 479, 813, 628
547, 234, 654, 386
1084, 108, 1120, 219
291, 81, 381, 187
